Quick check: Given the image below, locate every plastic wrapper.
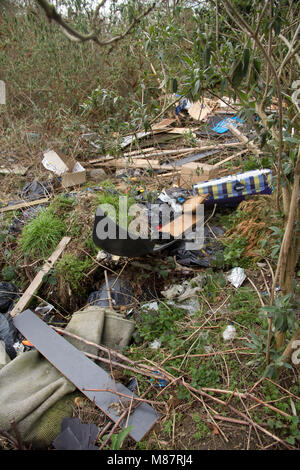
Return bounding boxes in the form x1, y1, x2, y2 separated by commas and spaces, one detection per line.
227, 267, 246, 288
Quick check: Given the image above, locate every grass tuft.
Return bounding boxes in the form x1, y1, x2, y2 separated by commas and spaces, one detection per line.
20, 209, 66, 259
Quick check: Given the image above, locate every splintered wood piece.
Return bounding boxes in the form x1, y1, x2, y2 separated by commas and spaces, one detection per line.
182, 194, 208, 212
0, 198, 50, 213
159, 195, 207, 238
227, 125, 261, 155
13, 309, 160, 442
10, 237, 71, 318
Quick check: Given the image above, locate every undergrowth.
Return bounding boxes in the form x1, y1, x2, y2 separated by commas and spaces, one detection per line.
20, 209, 66, 259
55, 254, 93, 293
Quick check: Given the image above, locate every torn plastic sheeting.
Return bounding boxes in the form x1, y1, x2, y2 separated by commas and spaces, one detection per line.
197, 113, 242, 138
21, 181, 52, 201
52, 418, 99, 450
212, 116, 244, 134
174, 94, 193, 115
35, 301, 55, 316
157, 190, 183, 213
149, 339, 161, 350
157, 187, 192, 215
148, 371, 168, 388
9, 204, 46, 234
162, 274, 204, 301
161, 275, 204, 314
166, 298, 200, 315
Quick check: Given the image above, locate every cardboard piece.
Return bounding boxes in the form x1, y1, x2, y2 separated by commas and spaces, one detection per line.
188, 101, 212, 122
42, 150, 86, 188
180, 162, 218, 188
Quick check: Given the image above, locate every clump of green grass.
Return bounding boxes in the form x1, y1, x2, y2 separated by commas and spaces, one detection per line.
20, 209, 66, 259
55, 254, 92, 292
97, 189, 137, 230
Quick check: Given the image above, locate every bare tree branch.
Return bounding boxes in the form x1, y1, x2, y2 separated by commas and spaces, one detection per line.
35, 0, 156, 46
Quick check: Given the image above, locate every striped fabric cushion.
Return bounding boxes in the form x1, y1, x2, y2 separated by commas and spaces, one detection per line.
193, 169, 273, 203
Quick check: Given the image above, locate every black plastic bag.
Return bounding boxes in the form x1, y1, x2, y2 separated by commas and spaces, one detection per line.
87, 275, 134, 308
170, 225, 225, 268
21, 181, 52, 201
0, 313, 18, 359
0, 282, 19, 313
52, 418, 98, 450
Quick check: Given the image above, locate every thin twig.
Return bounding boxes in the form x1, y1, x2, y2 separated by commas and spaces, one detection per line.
104, 270, 113, 309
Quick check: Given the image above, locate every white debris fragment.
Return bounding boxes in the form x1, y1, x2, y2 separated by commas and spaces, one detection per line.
13, 341, 25, 356
227, 267, 246, 288
223, 325, 236, 341
149, 339, 161, 350
141, 301, 159, 311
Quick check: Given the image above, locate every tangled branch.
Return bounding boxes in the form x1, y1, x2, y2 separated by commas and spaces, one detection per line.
36, 0, 156, 46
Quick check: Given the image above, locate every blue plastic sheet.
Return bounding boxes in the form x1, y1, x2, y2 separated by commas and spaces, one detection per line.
212, 116, 244, 134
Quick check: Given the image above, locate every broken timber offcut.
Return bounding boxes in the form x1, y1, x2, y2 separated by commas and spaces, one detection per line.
13, 309, 160, 442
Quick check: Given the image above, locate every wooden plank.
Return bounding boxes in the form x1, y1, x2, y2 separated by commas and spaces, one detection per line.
13, 309, 160, 442
213, 149, 248, 167
227, 124, 249, 144
123, 147, 156, 157
152, 118, 176, 130
0, 198, 50, 214
10, 237, 71, 318
87, 156, 114, 164
100, 143, 245, 171
159, 195, 207, 237
166, 127, 199, 135
157, 171, 180, 178
227, 125, 261, 155
101, 158, 175, 171
160, 210, 204, 238
125, 147, 196, 158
